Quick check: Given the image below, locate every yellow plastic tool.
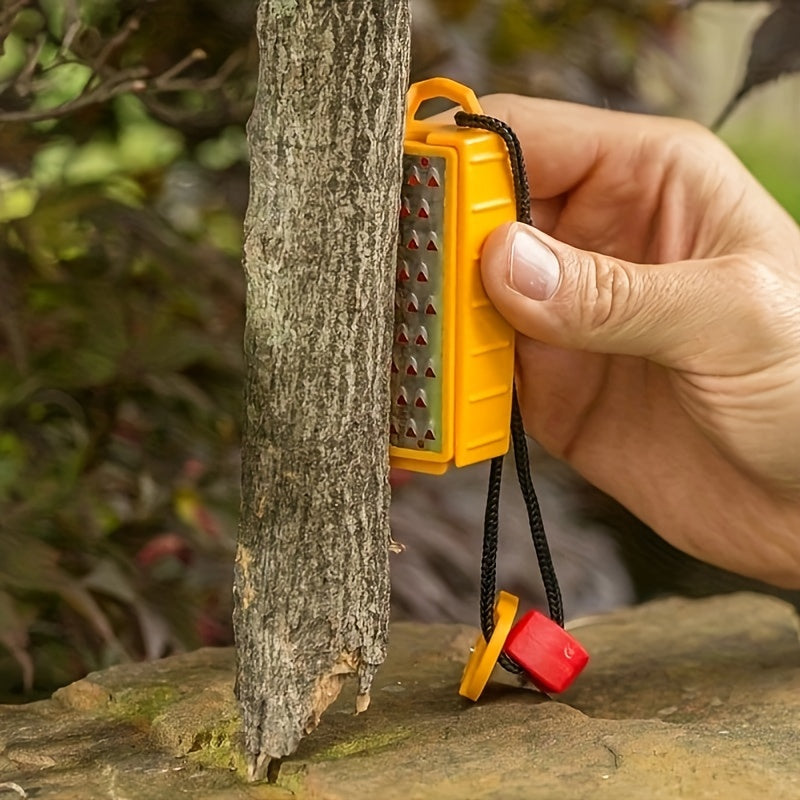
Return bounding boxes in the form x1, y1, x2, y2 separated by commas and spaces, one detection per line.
458, 590, 519, 701
389, 78, 516, 475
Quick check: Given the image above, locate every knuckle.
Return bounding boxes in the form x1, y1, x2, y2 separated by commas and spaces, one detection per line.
668, 117, 712, 142
560, 252, 637, 350
662, 118, 732, 170
656, 115, 715, 148
734, 258, 787, 334
566, 250, 635, 347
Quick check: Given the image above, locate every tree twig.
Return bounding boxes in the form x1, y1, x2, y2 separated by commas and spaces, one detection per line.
79, 13, 144, 97
152, 48, 207, 86
59, 0, 82, 57
0, 75, 148, 123
11, 34, 46, 99
0, 34, 240, 125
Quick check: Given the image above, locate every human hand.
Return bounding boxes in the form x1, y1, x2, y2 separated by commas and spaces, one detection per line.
477, 95, 800, 587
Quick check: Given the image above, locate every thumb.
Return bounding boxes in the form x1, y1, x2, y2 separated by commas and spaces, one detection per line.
481, 221, 730, 362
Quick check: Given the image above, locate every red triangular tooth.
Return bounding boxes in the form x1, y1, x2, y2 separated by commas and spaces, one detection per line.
418, 206, 429, 218
415, 397, 426, 408
425, 366, 436, 378
424, 429, 436, 440
416, 270, 428, 282
408, 237, 419, 250
398, 265, 411, 281
397, 393, 407, 406
426, 239, 437, 251
425, 303, 436, 315
407, 299, 418, 313
415, 333, 427, 346
390, 422, 399, 435
406, 364, 417, 376
397, 330, 409, 344
427, 176, 439, 187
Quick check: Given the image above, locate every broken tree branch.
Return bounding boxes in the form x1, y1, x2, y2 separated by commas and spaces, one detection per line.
233, 0, 411, 780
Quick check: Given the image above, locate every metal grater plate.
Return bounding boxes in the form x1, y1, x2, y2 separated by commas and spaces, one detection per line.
390, 153, 446, 452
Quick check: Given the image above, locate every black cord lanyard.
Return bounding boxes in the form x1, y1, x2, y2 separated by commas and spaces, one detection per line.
454, 111, 564, 675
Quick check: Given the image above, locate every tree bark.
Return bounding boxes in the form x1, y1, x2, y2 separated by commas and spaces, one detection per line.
233, 0, 410, 778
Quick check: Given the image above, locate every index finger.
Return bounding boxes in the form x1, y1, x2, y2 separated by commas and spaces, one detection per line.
478, 95, 607, 200
429, 93, 696, 201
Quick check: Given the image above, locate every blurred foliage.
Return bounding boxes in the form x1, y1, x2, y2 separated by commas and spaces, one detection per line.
410, 0, 686, 112
711, 1, 800, 129
0, 0, 252, 700
0, 0, 795, 700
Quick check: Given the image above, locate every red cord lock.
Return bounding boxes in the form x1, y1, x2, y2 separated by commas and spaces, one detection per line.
503, 610, 589, 694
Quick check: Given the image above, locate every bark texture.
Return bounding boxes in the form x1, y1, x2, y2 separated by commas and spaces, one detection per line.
233, 0, 410, 776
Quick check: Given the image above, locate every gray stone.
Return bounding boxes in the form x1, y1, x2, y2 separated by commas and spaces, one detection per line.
0, 593, 798, 799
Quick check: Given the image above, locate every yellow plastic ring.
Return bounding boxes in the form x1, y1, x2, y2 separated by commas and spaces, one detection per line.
405, 77, 484, 122
458, 591, 519, 701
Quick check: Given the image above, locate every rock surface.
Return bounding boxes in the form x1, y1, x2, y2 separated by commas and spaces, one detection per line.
0, 593, 798, 799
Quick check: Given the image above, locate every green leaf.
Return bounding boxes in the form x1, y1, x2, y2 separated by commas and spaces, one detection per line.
196, 126, 248, 171
38, 0, 66, 39
0, 32, 26, 81
79, 0, 120, 30
63, 140, 122, 185
119, 123, 184, 173
0, 177, 39, 222
32, 61, 94, 113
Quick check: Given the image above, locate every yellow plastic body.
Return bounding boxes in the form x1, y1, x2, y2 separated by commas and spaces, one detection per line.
458, 590, 519, 702
389, 78, 516, 475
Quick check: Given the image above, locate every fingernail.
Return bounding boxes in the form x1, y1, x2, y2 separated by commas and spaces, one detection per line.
509, 226, 560, 301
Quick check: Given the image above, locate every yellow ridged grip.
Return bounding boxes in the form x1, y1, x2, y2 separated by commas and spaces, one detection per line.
389, 78, 516, 474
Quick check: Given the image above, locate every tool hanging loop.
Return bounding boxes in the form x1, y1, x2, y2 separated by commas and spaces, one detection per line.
405, 77, 484, 127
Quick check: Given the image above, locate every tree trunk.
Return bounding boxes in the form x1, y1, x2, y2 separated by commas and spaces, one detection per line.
233, 0, 411, 779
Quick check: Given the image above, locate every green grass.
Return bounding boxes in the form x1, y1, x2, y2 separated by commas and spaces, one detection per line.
726, 128, 800, 222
